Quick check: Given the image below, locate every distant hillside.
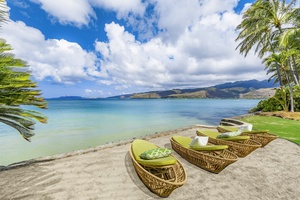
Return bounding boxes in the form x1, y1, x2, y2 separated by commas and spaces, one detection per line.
214, 79, 277, 89
108, 79, 278, 99
240, 88, 276, 99
47, 96, 86, 100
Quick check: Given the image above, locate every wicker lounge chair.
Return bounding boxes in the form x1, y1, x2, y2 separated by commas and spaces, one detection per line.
129, 139, 187, 197
217, 125, 278, 147
170, 135, 238, 174
196, 129, 261, 157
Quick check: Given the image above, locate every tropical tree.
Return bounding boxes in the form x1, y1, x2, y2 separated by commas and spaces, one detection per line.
235, 0, 300, 112
279, 27, 300, 84
0, 0, 47, 141
263, 50, 298, 111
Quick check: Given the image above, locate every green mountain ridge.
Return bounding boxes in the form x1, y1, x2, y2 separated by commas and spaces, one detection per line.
109, 79, 278, 99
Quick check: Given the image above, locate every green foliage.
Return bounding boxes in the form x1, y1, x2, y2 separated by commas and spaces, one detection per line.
252, 97, 282, 112
236, 0, 300, 112
0, 39, 47, 141
251, 86, 300, 112
0, 1, 47, 141
272, 87, 290, 111
293, 85, 300, 111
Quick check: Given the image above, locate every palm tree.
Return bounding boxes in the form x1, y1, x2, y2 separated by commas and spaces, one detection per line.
0, 1, 47, 141
236, 0, 280, 86
279, 26, 300, 84
263, 50, 297, 111
265, 58, 288, 85
236, 0, 300, 112
0, 39, 47, 141
236, 0, 300, 85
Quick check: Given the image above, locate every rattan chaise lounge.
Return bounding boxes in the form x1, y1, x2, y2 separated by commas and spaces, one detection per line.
217, 125, 278, 147
129, 139, 187, 197
196, 128, 261, 157
170, 135, 238, 174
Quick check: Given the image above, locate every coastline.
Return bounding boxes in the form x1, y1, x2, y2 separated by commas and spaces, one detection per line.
1, 98, 261, 166
1, 125, 300, 200
0, 125, 198, 170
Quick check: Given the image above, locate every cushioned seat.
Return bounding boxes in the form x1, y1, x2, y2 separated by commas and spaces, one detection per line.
200, 129, 250, 141
218, 125, 269, 134
170, 135, 238, 173
219, 136, 250, 141
172, 135, 228, 151
241, 130, 270, 134
129, 139, 187, 197
217, 125, 277, 147
132, 139, 177, 166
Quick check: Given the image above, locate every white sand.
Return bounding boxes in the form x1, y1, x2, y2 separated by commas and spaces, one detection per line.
0, 126, 300, 200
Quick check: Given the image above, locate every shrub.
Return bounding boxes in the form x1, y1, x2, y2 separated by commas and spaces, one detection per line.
293, 85, 300, 112
250, 86, 300, 112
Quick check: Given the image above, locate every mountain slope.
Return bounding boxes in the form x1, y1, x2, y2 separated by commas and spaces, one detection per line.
108, 79, 278, 99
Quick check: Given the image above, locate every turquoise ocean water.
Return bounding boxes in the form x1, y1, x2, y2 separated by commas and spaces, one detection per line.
0, 99, 260, 166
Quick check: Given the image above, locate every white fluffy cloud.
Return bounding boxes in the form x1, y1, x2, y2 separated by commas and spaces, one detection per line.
3, 0, 267, 95
2, 20, 101, 84
30, 0, 96, 27
94, 0, 266, 90
89, 0, 146, 18
30, 0, 146, 27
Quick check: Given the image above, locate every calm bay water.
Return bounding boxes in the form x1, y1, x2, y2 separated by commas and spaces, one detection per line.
0, 99, 260, 166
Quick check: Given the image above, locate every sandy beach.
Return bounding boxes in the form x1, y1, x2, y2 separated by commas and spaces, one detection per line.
1, 126, 300, 200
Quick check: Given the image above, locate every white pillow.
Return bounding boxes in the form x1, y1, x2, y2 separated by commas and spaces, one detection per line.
239, 124, 253, 132
189, 136, 208, 147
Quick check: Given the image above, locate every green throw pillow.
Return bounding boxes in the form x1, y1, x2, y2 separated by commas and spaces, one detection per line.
140, 148, 172, 160
217, 131, 241, 138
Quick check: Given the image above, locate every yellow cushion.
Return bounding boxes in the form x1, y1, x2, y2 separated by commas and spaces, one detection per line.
218, 125, 269, 134
218, 136, 250, 141
172, 135, 228, 151
198, 129, 250, 141
190, 145, 228, 150
242, 130, 269, 134
131, 139, 177, 166
197, 129, 220, 138
218, 125, 238, 132
172, 135, 191, 148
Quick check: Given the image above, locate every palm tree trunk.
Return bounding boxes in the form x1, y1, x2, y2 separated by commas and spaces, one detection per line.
288, 83, 295, 112
283, 69, 295, 112
287, 57, 299, 85
291, 55, 300, 84
275, 62, 284, 86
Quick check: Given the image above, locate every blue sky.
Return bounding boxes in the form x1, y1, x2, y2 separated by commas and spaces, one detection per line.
2, 0, 265, 98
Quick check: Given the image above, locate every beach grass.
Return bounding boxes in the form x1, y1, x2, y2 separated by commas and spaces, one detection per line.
241, 115, 300, 145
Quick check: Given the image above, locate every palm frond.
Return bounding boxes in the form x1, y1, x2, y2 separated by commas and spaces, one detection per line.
0, 116, 35, 141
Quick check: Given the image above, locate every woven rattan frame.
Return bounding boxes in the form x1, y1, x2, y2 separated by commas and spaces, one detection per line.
129, 144, 187, 198
217, 126, 278, 147
196, 129, 261, 157
170, 137, 238, 174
